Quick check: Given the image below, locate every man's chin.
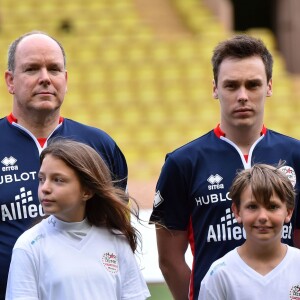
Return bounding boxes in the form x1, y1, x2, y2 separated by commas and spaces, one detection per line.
33, 102, 62, 112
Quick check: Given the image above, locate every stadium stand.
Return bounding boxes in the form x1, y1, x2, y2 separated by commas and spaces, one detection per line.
0, 0, 299, 206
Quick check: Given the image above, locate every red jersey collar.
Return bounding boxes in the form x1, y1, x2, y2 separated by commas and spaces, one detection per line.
7, 113, 64, 124
214, 124, 267, 138
7, 113, 64, 147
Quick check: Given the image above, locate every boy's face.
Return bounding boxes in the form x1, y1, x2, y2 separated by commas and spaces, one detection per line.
232, 185, 293, 245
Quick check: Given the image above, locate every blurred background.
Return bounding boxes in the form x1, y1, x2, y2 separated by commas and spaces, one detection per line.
1, 0, 300, 298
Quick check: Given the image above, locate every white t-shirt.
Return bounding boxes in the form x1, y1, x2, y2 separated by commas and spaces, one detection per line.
5, 216, 150, 300
199, 246, 300, 300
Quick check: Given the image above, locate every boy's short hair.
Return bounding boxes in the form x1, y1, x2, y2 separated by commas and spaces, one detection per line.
229, 163, 295, 210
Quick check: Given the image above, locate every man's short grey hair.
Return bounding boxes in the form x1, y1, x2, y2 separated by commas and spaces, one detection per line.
7, 30, 67, 72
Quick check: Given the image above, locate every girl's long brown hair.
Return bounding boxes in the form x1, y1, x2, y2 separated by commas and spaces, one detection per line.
40, 138, 140, 252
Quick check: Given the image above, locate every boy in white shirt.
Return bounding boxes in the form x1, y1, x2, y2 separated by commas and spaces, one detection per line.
199, 163, 300, 300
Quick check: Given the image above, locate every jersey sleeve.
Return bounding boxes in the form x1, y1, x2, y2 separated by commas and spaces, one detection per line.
149, 154, 190, 230
5, 248, 39, 300
111, 142, 128, 191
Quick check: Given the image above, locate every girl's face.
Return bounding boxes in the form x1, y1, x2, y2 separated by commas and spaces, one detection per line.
232, 185, 293, 245
38, 154, 92, 222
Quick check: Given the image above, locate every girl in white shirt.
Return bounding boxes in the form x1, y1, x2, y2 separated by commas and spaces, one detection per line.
199, 163, 300, 300
5, 139, 150, 300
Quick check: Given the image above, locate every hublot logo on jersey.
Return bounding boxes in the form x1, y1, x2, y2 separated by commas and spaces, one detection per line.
195, 192, 231, 206
1, 187, 44, 221
207, 174, 224, 190
0, 171, 37, 184
1, 156, 18, 171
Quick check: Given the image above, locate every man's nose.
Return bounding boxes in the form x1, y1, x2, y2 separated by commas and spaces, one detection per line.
39, 68, 51, 85
237, 87, 248, 103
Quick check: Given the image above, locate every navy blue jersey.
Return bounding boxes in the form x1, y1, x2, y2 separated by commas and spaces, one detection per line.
150, 127, 300, 300
0, 116, 127, 300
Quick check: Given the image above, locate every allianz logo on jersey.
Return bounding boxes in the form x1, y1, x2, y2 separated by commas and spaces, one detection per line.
207, 208, 293, 242
1, 156, 18, 171
1, 187, 44, 221
207, 174, 224, 190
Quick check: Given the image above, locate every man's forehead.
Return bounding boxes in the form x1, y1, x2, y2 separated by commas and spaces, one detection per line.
222, 77, 263, 83
16, 34, 61, 56
218, 58, 267, 81
15, 35, 64, 64
19, 33, 55, 45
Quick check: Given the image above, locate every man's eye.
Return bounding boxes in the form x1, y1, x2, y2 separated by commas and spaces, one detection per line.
48, 65, 62, 73
25, 67, 39, 73
249, 83, 259, 89
225, 84, 236, 89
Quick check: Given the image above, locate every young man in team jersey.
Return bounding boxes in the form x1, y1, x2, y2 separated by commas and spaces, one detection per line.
0, 31, 127, 300
150, 34, 300, 300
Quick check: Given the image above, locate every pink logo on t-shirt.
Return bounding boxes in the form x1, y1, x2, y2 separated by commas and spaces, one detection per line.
102, 252, 119, 274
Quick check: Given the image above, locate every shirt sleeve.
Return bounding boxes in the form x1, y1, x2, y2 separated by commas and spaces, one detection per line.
199, 265, 228, 300
119, 242, 150, 300
5, 248, 39, 300
199, 281, 218, 300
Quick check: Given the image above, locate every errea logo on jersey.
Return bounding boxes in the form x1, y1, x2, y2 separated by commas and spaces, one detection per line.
207, 174, 224, 190
1, 156, 18, 171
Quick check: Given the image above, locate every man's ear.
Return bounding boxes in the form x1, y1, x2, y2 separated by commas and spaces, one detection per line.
232, 203, 242, 224
266, 79, 272, 97
5, 71, 15, 94
64, 70, 68, 93
213, 79, 218, 99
